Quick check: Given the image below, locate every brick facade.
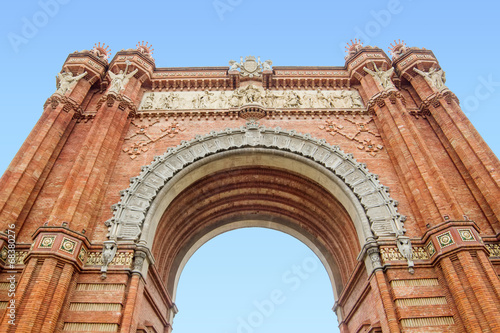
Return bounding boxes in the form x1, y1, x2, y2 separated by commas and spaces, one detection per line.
0, 41, 499, 332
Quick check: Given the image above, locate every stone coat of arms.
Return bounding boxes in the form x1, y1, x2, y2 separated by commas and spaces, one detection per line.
229, 56, 272, 78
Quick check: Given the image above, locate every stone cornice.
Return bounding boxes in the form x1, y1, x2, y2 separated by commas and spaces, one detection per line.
366, 89, 406, 113
96, 92, 137, 116
419, 89, 460, 112
44, 94, 83, 116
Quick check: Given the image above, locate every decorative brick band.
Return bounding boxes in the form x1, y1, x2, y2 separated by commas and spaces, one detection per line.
69, 303, 122, 311
395, 297, 447, 307
401, 316, 455, 328
391, 278, 439, 287
75, 283, 125, 292
63, 323, 119, 332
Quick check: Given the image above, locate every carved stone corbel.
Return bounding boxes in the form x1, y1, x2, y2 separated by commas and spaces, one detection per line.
100, 240, 117, 279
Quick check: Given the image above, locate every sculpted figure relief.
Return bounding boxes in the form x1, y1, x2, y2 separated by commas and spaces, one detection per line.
413, 67, 447, 91
138, 87, 365, 110
56, 70, 87, 94
142, 93, 155, 110
363, 62, 395, 90
109, 61, 139, 94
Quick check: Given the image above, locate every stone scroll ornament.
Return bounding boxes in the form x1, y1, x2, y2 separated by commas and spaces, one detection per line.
102, 122, 413, 271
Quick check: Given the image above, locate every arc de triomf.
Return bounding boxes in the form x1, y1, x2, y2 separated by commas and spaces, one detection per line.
0, 40, 499, 332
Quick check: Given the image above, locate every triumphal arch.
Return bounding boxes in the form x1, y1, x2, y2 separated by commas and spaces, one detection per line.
1, 40, 499, 332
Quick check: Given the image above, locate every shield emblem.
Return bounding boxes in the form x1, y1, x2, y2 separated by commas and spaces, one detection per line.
243, 59, 258, 73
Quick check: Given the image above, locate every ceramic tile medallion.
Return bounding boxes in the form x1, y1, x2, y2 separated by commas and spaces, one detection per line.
426, 241, 436, 257
458, 229, 476, 242
60, 237, 77, 254
437, 231, 455, 248
39, 235, 56, 249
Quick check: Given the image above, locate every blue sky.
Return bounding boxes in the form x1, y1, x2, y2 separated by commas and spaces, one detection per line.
1, 1, 499, 332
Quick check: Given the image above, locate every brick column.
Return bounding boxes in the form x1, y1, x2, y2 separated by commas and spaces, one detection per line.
372, 269, 400, 332
395, 48, 500, 232
48, 51, 153, 234
121, 273, 143, 333
0, 52, 106, 233
347, 47, 463, 232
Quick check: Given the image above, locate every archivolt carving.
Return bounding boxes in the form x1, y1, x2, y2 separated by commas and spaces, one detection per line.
105, 122, 406, 244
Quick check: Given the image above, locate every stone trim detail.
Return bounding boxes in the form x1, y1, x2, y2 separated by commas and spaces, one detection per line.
105, 122, 406, 243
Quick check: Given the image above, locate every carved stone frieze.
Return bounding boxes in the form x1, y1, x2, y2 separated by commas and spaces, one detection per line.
106, 123, 406, 242
138, 85, 365, 111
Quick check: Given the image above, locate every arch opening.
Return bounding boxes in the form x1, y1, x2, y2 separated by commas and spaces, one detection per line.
173, 227, 340, 333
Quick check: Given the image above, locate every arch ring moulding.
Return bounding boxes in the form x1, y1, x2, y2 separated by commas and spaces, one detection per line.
103, 121, 409, 273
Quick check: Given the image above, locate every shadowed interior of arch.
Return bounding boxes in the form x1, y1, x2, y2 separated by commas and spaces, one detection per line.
172, 227, 340, 333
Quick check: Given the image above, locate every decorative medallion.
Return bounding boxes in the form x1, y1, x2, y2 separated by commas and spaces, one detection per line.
0, 246, 7, 262
60, 238, 76, 254
437, 232, 455, 248
458, 229, 476, 242
39, 235, 56, 249
78, 247, 87, 262
426, 241, 436, 257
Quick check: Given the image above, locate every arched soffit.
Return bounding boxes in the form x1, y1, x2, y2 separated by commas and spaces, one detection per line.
105, 122, 406, 250
169, 221, 341, 301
